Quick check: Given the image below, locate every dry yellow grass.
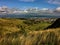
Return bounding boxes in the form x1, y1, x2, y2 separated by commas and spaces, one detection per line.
0, 28, 60, 45
0, 18, 59, 45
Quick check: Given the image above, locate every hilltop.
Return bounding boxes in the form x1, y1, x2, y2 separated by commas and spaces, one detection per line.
46, 18, 60, 29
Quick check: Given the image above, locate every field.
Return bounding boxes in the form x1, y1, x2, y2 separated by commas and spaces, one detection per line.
0, 18, 60, 45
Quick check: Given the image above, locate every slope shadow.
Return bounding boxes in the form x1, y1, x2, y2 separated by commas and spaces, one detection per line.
45, 18, 60, 29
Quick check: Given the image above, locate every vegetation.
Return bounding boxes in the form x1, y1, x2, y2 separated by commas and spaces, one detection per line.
0, 18, 60, 45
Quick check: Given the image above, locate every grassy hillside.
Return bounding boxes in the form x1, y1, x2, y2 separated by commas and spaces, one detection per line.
0, 18, 51, 35
0, 28, 60, 45
0, 18, 60, 45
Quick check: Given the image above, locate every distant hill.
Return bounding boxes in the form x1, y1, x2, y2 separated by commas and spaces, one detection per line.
45, 18, 60, 29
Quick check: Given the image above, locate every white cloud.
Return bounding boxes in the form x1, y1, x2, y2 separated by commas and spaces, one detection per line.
19, 0, 35, 2
41, 8, 49, 10
2, 6, 8, 8
48, 0, 60, 4
56, 7, 60, 11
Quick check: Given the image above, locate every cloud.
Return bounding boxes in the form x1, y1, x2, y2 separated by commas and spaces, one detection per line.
41, 8, 49, 10
56, 7, 60, 11
48, 0, 60, 4
19, 0, 35, 2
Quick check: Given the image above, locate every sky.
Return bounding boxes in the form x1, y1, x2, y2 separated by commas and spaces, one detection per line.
0, 0, 60, 9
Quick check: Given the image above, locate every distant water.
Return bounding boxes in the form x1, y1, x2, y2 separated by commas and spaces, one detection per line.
0, 14, 60, 18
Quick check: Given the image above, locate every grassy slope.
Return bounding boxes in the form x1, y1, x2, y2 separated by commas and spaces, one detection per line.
0, 18, 60, 45
0, 18, 50, 35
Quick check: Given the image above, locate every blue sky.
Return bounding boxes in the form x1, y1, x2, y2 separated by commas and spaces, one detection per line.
0, 0, 60, 9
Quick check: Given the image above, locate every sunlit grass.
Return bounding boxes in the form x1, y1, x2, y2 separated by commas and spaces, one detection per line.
0, 28, 60, 45
0, 18, 59, 45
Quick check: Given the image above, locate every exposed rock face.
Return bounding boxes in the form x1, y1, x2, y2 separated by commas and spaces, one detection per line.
45, 18, 60, 29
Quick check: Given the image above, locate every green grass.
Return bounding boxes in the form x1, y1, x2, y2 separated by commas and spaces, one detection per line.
0, 18, 51, 32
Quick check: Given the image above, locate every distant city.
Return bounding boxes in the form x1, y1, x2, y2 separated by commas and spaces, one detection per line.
0, 6, 60, 15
